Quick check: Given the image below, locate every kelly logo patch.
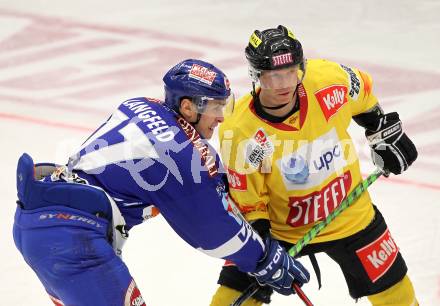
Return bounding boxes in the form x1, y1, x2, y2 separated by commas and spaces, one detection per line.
356, 228, 399, 283
315, 85, 348, 121
189, 64, 217, 85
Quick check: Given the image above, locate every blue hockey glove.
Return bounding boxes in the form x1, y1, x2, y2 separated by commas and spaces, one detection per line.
365, 112, 418, 175
249, 238, 310, 295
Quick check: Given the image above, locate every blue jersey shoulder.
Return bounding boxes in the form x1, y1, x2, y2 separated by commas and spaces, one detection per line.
66, 96, 264, 270
72, 97, 222, 226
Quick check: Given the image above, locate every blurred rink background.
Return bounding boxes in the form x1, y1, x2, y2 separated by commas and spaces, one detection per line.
0, 1, 439, 305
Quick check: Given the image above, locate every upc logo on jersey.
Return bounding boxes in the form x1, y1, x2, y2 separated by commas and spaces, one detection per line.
314, 144, 341, 171
277, 129, 347, 191
189, 64, 217, 85
286, 171, 352, 226
272, 53, 294, 67
227, 167, 247, 191
315, 85, 348, 121
356, 229, 399, 283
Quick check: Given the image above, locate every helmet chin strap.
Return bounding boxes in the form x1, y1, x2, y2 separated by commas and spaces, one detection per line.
178, 100, 203, 125
262, 102, 290, 110
191, 113, 202, 125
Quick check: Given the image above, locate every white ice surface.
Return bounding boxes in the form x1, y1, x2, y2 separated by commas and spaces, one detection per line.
1, 1, 439, 305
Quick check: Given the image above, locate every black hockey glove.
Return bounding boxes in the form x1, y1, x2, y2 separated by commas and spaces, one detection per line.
364, 112, 418, 175
249, 238, 310, 295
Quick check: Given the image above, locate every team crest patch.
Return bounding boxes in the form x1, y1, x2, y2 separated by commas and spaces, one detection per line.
246, 128, 274, 168
280, 153, 309, 184
125, 279, 146, 306
277, 128, 347, 191
189, 64, 217, 85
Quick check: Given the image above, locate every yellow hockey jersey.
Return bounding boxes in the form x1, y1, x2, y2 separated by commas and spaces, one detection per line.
219, 59, 378, 244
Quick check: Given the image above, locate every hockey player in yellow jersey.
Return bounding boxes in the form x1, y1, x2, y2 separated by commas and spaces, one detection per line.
210, 25, 418, 305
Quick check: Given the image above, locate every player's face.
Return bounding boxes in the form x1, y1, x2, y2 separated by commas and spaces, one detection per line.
195, 101, 225, 139
259, 66, 299, 89
259, 66, 299, 105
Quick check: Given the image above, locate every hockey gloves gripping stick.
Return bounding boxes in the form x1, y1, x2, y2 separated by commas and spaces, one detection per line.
364, 112, 417, 175
249, 238, 310, 296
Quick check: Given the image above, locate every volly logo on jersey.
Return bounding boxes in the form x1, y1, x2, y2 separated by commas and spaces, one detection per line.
315, 85, 348, 121
356, 228, 399, 283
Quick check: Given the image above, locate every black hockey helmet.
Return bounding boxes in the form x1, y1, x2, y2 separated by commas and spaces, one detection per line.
245, 25, 304, 74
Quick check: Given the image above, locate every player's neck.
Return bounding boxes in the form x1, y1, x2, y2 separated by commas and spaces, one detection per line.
254, 93, 299, 124
259, 92, 297, 118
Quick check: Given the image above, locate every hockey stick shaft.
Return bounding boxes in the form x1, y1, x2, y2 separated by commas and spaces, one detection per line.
288, 168, 384, 257
231, 168, 384, 306
293, 283, 313, 306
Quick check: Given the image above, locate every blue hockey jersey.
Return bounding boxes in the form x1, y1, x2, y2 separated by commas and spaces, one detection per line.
67, 97, 264, 272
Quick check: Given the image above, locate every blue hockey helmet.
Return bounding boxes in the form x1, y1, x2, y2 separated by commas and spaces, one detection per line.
163, 59, 233, 116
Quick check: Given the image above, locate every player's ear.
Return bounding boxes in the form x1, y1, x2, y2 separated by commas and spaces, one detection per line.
179, 98, 197, 121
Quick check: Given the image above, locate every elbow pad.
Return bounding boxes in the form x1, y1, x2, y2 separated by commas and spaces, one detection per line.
251, 219, 271, 239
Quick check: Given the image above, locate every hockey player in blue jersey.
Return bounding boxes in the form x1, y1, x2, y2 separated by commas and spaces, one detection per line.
13, 59, 309, 306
